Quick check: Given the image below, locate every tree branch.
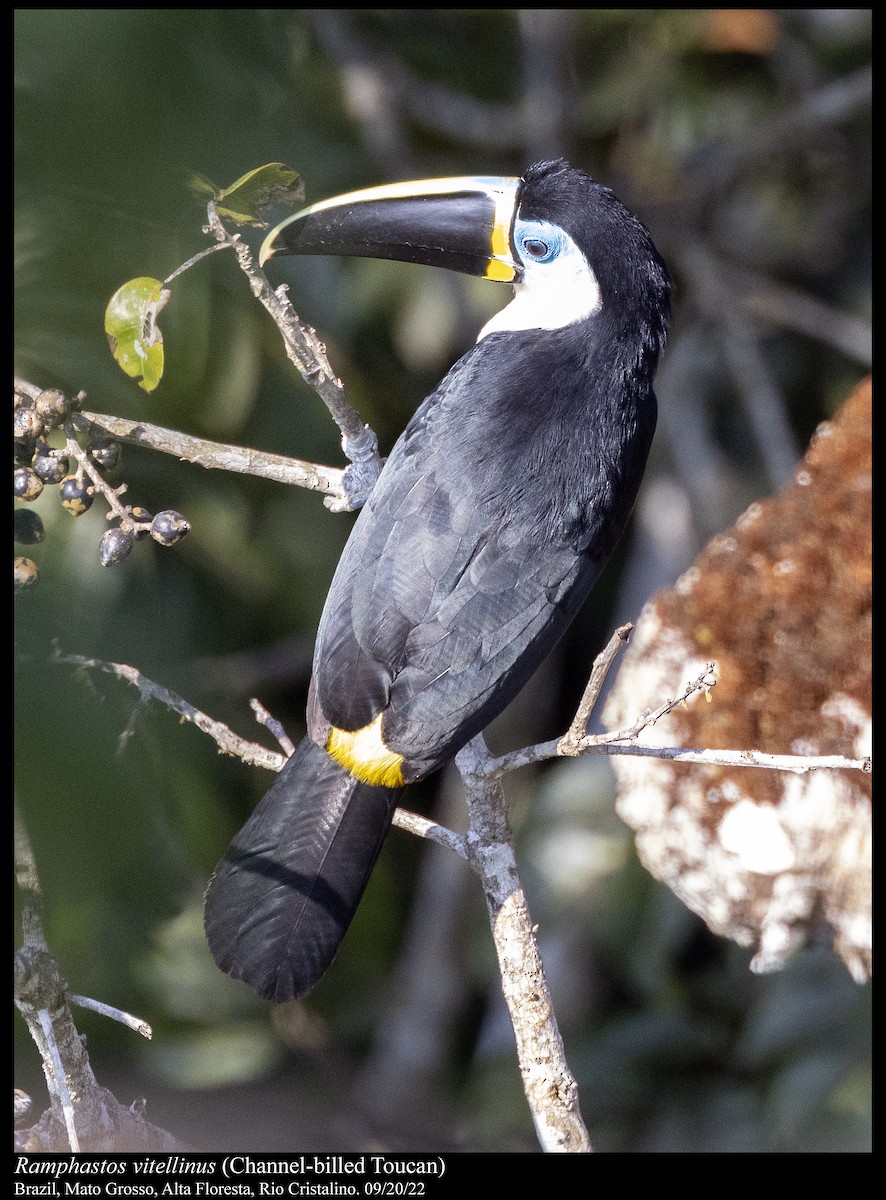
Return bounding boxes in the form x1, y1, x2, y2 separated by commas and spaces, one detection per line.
203, 202, 382, 510
73, 409, 350, 502
53, 651, 286, 772
558, 623, 634, 752
14, 802, 183, 1151
456, 737, 591, 1152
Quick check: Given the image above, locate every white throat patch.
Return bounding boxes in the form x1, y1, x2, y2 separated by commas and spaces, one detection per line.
477, 225, 602, 340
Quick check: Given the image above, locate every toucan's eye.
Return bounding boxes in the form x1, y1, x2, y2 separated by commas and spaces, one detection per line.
523, 238, 551, 259
514, 219, 564, 266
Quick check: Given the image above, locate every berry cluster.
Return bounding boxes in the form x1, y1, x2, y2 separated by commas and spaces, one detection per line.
14, 385, 190, 589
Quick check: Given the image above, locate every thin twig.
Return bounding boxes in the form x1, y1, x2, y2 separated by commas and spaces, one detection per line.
487, 657, 869, 778
75, 410, 348, 501
559, 623, 634, 752
163, 241, 228, 285
250, 698, 297, 757
392, 808, 468, 860
203, 202, 382, 509
61, 415, 133, 523
579, 661, 718, 746
68, 996, 153, 1040
54, 652, 285, 773
60, 654, 470, 857
581, 742, 871, 774
493, 736, 870, 777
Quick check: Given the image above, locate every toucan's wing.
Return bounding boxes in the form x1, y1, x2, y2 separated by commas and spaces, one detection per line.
310, 350, 598, 774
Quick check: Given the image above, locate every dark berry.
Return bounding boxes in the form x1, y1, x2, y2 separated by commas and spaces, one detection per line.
14, 508, 45, 545
150, 510, 190, 546
14, 466, 43, 501
32, 448, 69, 485
59, 475, 94, 516
87, 437, 122, 470
14, 438, 35, 466
34, 389, 71, 424
99, 527, 135, 567
13, 404, 44, 445
14, 557, 38, 590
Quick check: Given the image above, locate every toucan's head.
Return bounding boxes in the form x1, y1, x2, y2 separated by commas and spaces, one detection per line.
261, 159, 669, 356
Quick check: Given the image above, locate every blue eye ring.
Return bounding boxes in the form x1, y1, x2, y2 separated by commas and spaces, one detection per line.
514, 218, 563, 265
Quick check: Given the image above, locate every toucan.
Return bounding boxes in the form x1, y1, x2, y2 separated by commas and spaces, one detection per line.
204, 159, 671, 1002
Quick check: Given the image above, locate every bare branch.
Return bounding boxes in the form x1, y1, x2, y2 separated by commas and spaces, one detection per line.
391, 808, 468, 860
487, 655, 869, 778
163, 240, 228, 284
587, 742, 871, 775
68, 996, 152, 1040
75, 410, 349, 501
51, 651, 591, 1147
578, 661, 718, 747
54, 644, 869, 1153
203, 202, 382, 510
61, 414, 134, 524
490, 736, 871, 777
36, 1008, 80, 1151
62, 649, 871, 783
14, 801, 182, 1150
58, 653, 470, 859
559, 623, 634, 753
53, 652, 285, 773
19, 191, 386, 519
457, 736, 591, 1152
488, 660, 716, 776
250, 698, 297, 757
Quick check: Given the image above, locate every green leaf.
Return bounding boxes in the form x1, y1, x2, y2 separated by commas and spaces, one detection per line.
188, 163, 304, 227
104, 276, 170, 393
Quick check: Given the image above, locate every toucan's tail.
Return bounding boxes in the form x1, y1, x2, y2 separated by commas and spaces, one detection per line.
204, 737, 402, 1003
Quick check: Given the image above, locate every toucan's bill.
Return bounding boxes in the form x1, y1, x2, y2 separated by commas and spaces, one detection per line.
259, 176, 522, 282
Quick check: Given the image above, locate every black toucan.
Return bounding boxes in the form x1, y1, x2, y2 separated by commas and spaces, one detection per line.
204, 159, 671, 1002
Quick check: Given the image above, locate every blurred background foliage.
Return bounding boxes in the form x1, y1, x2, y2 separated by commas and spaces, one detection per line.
14, 9, 870, 1152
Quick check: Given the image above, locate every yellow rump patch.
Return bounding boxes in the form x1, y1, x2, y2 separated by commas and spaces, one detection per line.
327, 714, 405, 788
